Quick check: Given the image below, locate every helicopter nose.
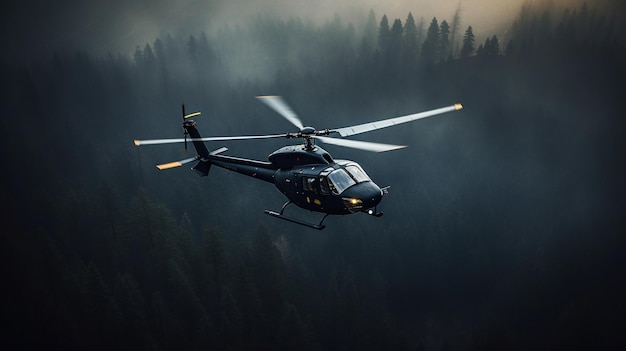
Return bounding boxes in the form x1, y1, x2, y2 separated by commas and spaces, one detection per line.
343, 182, 383, 212
364, 183, 384, 208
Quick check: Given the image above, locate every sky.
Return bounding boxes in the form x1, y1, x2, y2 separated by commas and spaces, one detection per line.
1, 0, 612, 63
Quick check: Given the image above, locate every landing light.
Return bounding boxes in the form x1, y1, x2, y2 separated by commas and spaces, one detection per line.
342, 197, 363, 213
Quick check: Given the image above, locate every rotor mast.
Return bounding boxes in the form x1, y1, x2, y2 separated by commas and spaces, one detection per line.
300, 126, 317, 150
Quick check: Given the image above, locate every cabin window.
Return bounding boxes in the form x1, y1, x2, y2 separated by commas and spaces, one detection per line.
327, 169, 356, 194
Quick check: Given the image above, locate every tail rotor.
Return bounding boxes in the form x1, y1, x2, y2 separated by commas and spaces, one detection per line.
181, 103, 201, 153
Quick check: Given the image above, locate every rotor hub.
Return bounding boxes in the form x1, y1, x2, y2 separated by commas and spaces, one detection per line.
300, 126, 316, 135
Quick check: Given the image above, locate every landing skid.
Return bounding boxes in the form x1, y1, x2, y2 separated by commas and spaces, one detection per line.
264, 201, 330, 230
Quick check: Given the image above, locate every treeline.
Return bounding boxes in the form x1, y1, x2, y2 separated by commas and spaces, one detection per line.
2, 2, 625, 350
507, 1, 625, 57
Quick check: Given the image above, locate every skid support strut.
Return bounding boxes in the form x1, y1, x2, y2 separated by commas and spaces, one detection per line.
264, 201, 330, 230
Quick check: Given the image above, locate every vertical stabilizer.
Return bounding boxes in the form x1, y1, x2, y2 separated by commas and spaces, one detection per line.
183, 119, 211, 159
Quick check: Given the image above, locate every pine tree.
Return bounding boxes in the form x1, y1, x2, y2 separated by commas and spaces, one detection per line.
422, 17, 440, 63
153, 38, 165, 61
476, 43, 484, 56
143, 43, 155, 68
489, 35, 500, 55
460, 25, 475, 58
389, 18, 404, 53
440, 20, 451, 60
152, 38, 169, 94
378, 15, 391, 51
480, 35, 500, 56
404, 13, 418, 57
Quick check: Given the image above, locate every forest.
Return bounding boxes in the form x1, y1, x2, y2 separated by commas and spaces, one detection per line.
1, 1, 625, 350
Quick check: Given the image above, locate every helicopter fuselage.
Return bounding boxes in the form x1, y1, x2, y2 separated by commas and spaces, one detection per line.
202, 144, 384, 216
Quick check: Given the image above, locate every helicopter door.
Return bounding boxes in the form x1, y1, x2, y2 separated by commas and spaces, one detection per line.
300, 176, 324, 208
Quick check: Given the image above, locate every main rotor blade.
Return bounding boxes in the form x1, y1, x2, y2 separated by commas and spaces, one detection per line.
156, 156, 199, 170
315, 136, 406, 153
256, 96, 304, 130
134, 133, 287, 146
332, 103, 463, 137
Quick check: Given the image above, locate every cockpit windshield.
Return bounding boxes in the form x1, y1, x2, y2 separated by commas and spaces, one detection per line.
327, 169, 356, 194
326, 164, 371, 194
345, 165, 371, 183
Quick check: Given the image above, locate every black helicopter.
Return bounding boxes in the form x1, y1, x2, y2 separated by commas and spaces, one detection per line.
134, 96, 463, 229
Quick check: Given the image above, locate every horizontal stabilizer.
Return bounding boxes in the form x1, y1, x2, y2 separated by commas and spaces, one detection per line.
210, 147, 229, 155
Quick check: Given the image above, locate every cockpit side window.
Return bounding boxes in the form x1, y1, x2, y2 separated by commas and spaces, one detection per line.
302, 177, 318, 193
319, 176, 331, 195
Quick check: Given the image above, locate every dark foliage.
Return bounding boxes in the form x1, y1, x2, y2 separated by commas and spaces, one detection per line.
1, 2, 625, 350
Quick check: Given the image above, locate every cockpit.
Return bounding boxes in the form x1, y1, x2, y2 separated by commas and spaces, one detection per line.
319, 163, 372, 195
293, 161, 383, 214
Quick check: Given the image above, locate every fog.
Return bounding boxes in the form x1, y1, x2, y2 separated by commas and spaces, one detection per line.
4, 0, 534, 61
2, 0, 624, 349
7, 0, 620, 68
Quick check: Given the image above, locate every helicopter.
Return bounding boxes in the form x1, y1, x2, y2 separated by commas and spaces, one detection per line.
134, 96, 463, 229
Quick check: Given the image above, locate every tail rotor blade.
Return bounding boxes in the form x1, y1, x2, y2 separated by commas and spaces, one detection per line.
184, 112, 201, 119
